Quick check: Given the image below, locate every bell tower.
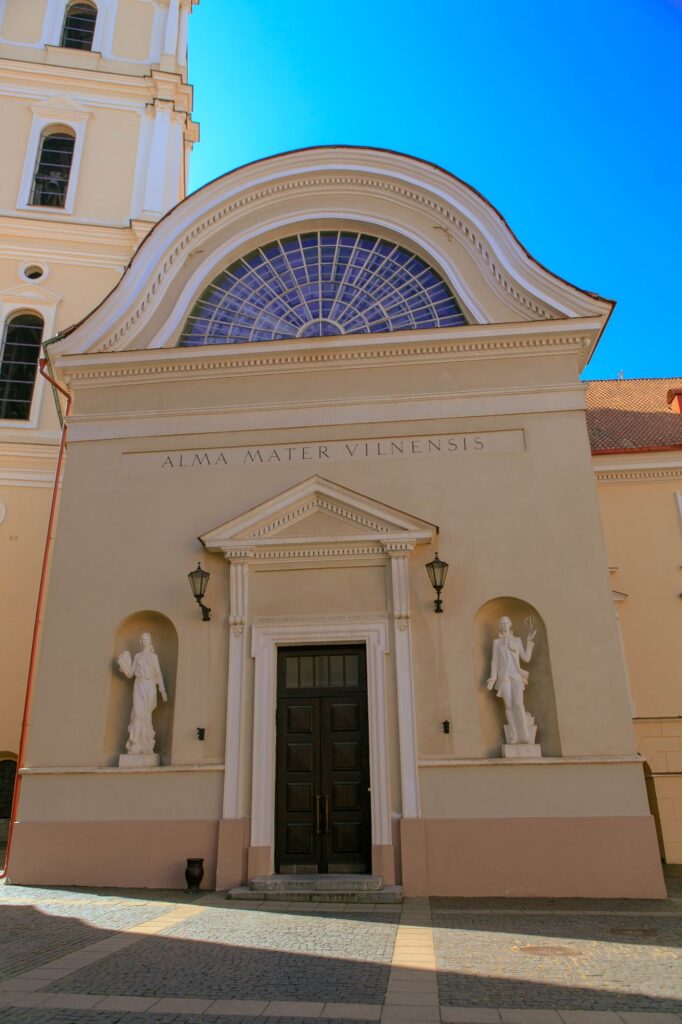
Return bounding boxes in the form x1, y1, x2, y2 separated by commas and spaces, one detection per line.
0, 0, 199, 764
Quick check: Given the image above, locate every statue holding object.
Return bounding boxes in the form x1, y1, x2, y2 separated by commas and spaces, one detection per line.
487, 615, 541, 758
117, 632, 168, 766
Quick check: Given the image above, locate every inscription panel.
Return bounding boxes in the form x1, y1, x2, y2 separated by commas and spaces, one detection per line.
126, 429, 525, 472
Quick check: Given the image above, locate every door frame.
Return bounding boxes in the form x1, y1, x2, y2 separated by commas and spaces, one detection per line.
275, 645, 371, 874
250, 620, 391, 877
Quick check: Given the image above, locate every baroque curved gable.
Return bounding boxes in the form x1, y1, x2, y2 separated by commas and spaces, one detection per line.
53, 147, 613, 358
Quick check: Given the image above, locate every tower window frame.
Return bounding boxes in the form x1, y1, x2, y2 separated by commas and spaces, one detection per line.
29, 128, 76, 209
17, 109, 90, 216
60, 2, 98, 51
0, 311, 45, 423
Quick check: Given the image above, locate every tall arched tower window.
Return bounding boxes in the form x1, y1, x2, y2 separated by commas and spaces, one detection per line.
60, 2, 98, 51
29, 129, 76, 208
0, 313, 44, 421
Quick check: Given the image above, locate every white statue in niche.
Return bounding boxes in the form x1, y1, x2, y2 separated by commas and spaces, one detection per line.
486, 615, 541, 758
117, 632, 168, 767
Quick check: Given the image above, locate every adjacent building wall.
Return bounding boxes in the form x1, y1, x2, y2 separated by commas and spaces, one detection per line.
595, 452, 682, 863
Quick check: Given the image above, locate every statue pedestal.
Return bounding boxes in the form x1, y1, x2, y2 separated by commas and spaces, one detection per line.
119, 753, 160, 768
502, 743, 542, 759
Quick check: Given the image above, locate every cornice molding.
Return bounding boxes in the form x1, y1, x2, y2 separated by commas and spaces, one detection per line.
594, 467, 682, 483
0, 58, 173, 101
0, 216, 141, 247
0, 443, 59, 460
51, 149, 611, 360
201, 475, 434, 564
57, 320, 599, 389
0, 468, 59, 488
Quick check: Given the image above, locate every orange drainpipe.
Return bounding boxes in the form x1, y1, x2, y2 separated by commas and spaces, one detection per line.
1, 358, 72, 879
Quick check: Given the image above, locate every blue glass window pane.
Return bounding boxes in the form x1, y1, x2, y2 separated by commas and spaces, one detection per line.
179, 231, 466, 345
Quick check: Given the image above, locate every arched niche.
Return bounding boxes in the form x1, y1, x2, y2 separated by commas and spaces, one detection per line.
104, 612, 178, 766
474, 597, 561, 758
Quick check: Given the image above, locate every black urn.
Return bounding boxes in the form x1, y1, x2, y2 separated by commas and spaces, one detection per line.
185, 857, 204, 891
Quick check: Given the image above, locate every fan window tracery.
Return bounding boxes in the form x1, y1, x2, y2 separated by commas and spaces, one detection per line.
179, 231, 466, 346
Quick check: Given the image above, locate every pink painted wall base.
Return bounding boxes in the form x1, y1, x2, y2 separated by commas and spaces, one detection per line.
401, 816, 666, 898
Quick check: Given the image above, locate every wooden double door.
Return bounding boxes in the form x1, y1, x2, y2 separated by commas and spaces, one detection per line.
275, 645, 371, 874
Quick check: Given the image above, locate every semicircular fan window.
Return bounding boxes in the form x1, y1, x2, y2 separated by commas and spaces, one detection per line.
179, 231, 466, 345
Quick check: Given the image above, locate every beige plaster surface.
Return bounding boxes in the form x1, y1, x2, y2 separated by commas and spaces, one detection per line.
17, 768, 224, 821
418, 762, 650, 819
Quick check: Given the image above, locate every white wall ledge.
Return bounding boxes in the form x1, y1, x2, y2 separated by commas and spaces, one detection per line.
20, 763, 225, 775
418, 755, 644, 767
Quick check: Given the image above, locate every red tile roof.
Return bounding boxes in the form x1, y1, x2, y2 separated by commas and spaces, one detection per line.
585, 378, 682, 453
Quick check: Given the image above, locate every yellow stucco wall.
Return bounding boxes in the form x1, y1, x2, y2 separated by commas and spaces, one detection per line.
595, 465, 682, 862
0, 482, 52, 755
112, 0, 156, 62
0, 0, 46, 43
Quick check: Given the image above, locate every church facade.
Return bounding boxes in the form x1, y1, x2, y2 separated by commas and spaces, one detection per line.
7, 144, 666, 896
1, 2, 679, 896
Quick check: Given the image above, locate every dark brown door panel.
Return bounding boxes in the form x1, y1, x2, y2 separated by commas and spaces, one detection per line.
275, 646, 370, 874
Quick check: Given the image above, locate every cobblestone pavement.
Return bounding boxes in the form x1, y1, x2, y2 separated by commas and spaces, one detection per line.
0, 888, 188, 980
46, 907, 396, 1002
0, 873, 680, 1024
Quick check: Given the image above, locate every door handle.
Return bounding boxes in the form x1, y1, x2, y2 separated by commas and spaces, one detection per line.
324, 794, 331, 834
315, 795, 321, 834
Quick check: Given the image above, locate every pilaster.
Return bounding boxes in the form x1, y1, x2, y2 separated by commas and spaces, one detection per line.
386, 544, 421, 818
222, 553, 251, 819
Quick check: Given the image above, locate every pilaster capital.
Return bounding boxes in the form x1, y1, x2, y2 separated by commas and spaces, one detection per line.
382, 541, 414, 556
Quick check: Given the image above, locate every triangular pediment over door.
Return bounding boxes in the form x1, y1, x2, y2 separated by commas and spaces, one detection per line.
200, 475, 436, 562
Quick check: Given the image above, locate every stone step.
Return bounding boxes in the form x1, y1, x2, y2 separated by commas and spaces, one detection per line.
226, 884, 403, 904
249, 873, 384, 893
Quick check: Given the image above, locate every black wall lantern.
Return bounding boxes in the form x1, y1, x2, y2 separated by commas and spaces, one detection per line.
425, 552, 449, 613
188, 562, 211, 621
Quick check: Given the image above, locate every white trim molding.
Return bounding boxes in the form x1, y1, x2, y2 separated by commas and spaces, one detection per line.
200, 474, 435, 565
41, 0, 120, 59
51, 148, 613, 361
249, 619, 391, 873
222, 556, 250, 819
387, 548, 420, 817
200, 475, 434, 871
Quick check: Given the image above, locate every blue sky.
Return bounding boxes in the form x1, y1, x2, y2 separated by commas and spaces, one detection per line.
187, 0, 681, 380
